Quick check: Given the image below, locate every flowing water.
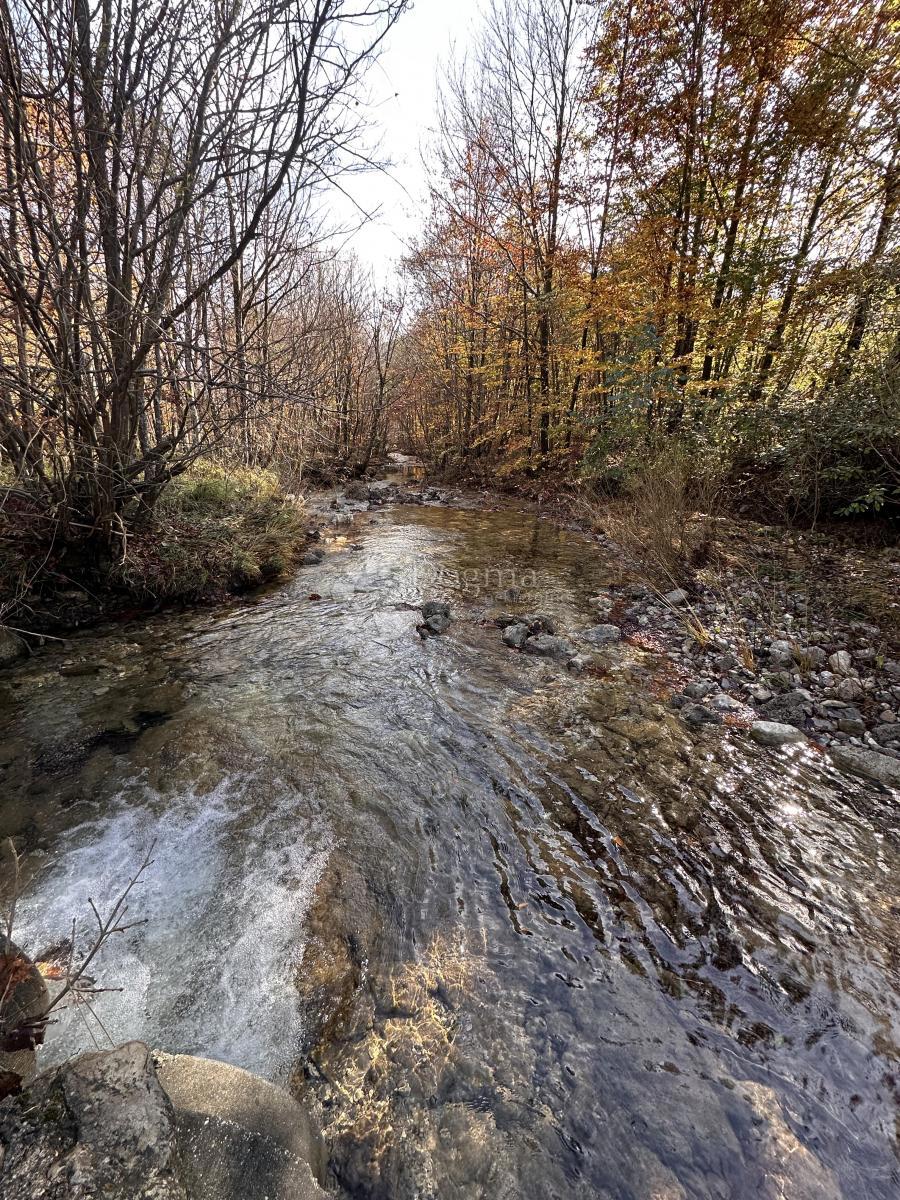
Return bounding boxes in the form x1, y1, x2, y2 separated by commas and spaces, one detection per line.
1, 496, 898, 1199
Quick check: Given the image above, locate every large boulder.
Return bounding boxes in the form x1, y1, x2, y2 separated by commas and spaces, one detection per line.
0, 1041, 187, 1199
0, 1044, 327, 1200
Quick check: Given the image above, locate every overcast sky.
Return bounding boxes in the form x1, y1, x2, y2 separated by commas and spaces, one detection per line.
331, 0, 486, 278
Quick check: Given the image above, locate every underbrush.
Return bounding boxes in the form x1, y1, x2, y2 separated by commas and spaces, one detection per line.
0, 461, 309, 632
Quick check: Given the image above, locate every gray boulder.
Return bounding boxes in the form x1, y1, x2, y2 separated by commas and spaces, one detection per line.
523, 634, 575, 661
502, 622, 530, 649
0, 1041, 187, 1199
0, 628, 26, 668
873, 723, 900, 746
830, 746, 900, 788
579, 624, 621, 646
750, 721, 807, 747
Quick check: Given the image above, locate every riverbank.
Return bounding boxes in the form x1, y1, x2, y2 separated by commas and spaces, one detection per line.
426, 468, 900, 767
0, 464, 314, 644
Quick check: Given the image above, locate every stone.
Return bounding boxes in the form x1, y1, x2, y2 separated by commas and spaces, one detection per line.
709, 694, 743, 712
836, 707, 866, 735
680, 703, 723, 726
299, 549, 324, 566
750, 721, 807, 747
343, 480, 371, 501
683, 680, 714, 700
155, 1053, 325, 1200
0, 629, 26, 668
828, 650, 853, 675
566, 654, 590, 675
492, 613, 518, 629
521, 613, 556, 635
0, 1042, 187, 1199
663, 588, 689, 606
523, 634, 575, 661
835, 677, 864, 702
830, 746, 900, 788
873, 723, 900, 746
758, 690, 810, 727
421, 600, 450, 621
502, 622, 531, 649
423, 613, 451, 635
579, 624, 621, 646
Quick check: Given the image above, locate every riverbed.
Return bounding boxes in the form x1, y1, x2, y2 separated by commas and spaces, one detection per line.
1, 496, 898, 1199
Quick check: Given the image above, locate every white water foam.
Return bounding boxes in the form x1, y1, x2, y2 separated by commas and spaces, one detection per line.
14, 777, 327, 1082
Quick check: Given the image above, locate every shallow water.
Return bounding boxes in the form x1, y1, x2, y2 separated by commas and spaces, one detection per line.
1, 499, 898, 1199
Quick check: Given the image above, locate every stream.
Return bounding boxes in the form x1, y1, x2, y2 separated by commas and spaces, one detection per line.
1, 493, 898, 1199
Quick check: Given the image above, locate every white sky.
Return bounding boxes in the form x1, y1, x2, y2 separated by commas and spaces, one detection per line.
331, 0, 486, 278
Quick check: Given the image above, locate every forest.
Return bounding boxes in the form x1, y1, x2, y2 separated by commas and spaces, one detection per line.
0, 0, 897, 613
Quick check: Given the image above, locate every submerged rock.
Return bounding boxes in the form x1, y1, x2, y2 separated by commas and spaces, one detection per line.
749, 721, 807, 747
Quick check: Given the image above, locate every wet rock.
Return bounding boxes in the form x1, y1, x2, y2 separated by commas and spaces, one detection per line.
418, 600, 451, 637
299, 549, 324, 566
523, 634, 575, 661
0, 1041, 187, 1199
749, 721, 807, 747
492, 613, 519, 629
680, 703, 723, 726
830, 745, 900, 787
579, 624, 621, 646
502, 622, 531, 649
0, 629, 27, 668
421, 600, 449, 621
